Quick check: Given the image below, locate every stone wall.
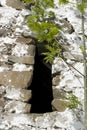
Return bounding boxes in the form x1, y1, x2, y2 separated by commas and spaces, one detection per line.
0, 0, 84, 130
0, 0, 36, 114
0, 43, 35, 114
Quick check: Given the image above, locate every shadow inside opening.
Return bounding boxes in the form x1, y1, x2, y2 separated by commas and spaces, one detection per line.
29, 49, 53, 113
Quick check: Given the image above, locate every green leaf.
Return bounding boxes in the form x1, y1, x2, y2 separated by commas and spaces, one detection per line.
65, 94, 82, 109
42, 0, 54, 8
80, 45, 84, 53
83, 0, 87, 2
33, 6, 45, 16
23, 0, 61, 63
46, 27, 59, 42
77, 4, 85, 12
22, 0, 34, 3
42, 43, 61, 63
59, 0, 69, 4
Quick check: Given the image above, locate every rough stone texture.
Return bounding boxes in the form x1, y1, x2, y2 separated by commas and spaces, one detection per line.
52, 75, 60, 86
0, 110, 83, 130
5, 87, 32, 102
0, 0, 85, 130
52, 99, 67, 112
16, 37, 35, 45
59, 18, 74, 34
4, 100, 31, 114
52, 88, 65, 99
8, 55, 35, 65
0, 28, 6, 37
0, 99, 5, 112
6, 0, 25, 10
52, 58, 69, 74
0, 71, 33, 88
8, 127, 22, 130
28, 44, 36, 56
0, 85, 6, 95
0, 0, 35, 124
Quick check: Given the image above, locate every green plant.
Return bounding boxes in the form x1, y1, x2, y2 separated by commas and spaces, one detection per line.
22, 0, 87, 128
42, 42, 61, 63
64, 93, 82, 109
59, 0, 87, 129
22, 0, 62, 63
59, 0, 69, 4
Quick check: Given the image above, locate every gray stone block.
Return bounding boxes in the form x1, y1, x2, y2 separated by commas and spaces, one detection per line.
0, 71, 33, 88
4, 100, 31, 114
5, 87, 32, 102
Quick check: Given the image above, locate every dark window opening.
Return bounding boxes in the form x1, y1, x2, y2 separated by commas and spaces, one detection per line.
29, 48, 53, 113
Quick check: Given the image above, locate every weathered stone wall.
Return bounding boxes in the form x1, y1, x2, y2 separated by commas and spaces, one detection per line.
51, 18, 84, 112
0, 47, 35, 114
0, 0, 36, 129
0, 0, 84, 130
0, 1, 62, 129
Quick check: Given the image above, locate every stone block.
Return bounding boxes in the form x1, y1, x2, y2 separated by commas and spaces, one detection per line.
0, 99, 5, 107
0, 85, 6, 95
52, 99, 67, 112
52, 88, 66, 99
0, 29, 5, 37
20, 89, 32, 102
4, 101, 31, 114
8, 127, 22, 130
0, 71, 33, 88
8, 55, 35, 64
52, 75, 60, 86
59, 18, 74, 34
6, 0, 25, 10
28, 44, 36, 56
52, 58, 69, 74
0, 54, 8, 63
0, 98, 5, 113
16, 37, 35, 45
5, 87, 32, 102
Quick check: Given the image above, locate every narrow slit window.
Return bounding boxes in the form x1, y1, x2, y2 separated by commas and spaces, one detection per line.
29, 48, 53, 113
